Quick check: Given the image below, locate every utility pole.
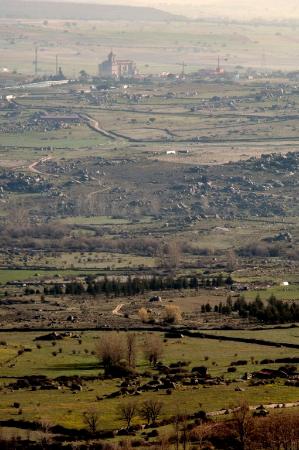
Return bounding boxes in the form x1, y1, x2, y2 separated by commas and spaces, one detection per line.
34, 47, 38, 76
216, 56, 224, 74
176, 61, 187, 78
181, 61, 185, 77
261, 52, 266, 69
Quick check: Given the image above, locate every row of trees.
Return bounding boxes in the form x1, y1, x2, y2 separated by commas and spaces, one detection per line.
43, 273, 234, 298
210, 294, 299, 324
96, 332, 163, 375
83, 401, 299, 449
84, 398, 164, 436
2, 402, 299, 449
119, 399, 164, 429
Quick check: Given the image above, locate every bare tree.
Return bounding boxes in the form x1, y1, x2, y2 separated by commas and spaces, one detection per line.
189, 422, 214, 450
38, 419, 53, 446
143, 334, 163, 366
173, 413, 182, 450
114, 440, 134, 450
126, 333, 137, 368
155, 240, 181, 269
138, 307, 149, 323
172, 412, 190, 450
118, 400, 138, 429
140, 399, 164, 424
6, 206, 30, 229
226, 249, 237, 272
82, 409, 100, 436
165, 240, 181, 269
164, 305, 182, 324
95, 332, 124, 374
152, 434, 172, 450
250, 411, 299, 450
232, 401, 253, 450
155, 241, 167, 268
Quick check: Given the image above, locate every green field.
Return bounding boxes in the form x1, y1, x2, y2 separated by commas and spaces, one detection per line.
207, 327, 299, 345
0, 125, 110, 149
0, 269, 99, 284
60, 215, 154, 226
0, 249, 156, 272
0, 14, 299, 447
244, 285, 299, 302
0, 331, 298, 431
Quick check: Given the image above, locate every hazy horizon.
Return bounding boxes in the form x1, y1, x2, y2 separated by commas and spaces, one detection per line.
24, 0, 299, 20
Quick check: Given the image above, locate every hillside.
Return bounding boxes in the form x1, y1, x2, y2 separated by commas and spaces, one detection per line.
43, 0, 299, 21
0, 0, 184, 21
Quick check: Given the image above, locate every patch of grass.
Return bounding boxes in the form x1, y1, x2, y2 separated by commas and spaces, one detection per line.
207, 327, 299, 345
0, 331, 298, 431
245, 285, 299, 302
0, 269, 98, 284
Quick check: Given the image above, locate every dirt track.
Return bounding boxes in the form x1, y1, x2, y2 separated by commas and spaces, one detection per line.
208, 401, 299, 417
28, 156, 52, 174
112, 303, 124, 316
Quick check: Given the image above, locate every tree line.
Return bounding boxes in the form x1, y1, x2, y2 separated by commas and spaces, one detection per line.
42, 273, 234, 297
205, 294, 299, 324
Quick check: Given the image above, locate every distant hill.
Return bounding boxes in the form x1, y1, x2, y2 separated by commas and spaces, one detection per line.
0, 0, 184, 21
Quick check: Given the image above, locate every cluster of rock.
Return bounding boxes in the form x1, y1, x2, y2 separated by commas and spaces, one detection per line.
0, 170, 52, 193
34, 331, 74, 341
7, 375, 84, 392
105, 363, 230, 399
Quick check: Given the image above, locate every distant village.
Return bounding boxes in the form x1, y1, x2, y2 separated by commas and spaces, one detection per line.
97, 51, 227, 81
2, 47, 299, 85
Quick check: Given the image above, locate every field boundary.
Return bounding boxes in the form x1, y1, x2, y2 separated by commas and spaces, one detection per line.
0, 326, 298, 349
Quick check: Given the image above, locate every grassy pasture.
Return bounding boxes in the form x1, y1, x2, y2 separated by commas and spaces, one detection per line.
207, 327, 299, 345
0, 331, 298, 430
59, 215, 154, 225
0, 125, 110, 149
2, 330, 297, 378
0, 15, 299, 444
0, 380, 298, 432
0, 269, 99, 285
245, 285, 299, 302
0, 250, 156, 270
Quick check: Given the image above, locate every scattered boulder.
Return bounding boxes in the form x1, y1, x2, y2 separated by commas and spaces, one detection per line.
34, 332, 64, 341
